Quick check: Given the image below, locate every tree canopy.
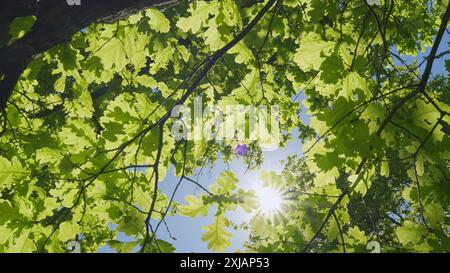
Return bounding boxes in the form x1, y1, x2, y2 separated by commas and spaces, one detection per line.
0, 0, 449, 253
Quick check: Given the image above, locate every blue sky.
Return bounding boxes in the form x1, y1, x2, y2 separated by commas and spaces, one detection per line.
99, 96, 309, 253
151, 98, 310, 253
99, 34, 448, 253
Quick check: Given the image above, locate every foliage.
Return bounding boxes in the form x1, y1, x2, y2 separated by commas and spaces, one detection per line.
0, 0, 449, 253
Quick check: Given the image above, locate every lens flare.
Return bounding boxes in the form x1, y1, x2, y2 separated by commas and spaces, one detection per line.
254, 185, 285, 214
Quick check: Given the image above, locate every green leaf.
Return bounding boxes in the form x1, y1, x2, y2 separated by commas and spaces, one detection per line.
0, 156, 23, 189
219, 0, 242, 28
319, 55, 344, 84
0, 201, 19, 225
201, 215, 233, 252
396, 221, 425, 245
412, 100, 443, 140
143, 239, 176, 253
135, 75, 157, 88
93, 37, 127, 70
146, 9, 171, 33
64, 91, 94, 119
8, 16, 36, 40
57, 222, 81, 242
117, 215, 143, 236
149, 46, 174, 74
205, 19, 228, 51
0, 157, 14, 188
179, 195, 209, 218
5, 229, 35, 253
54, 75, 66, 92
36, 148, 62, 165
228, 41, 254, 64
340, 72, 370, 99
381, 160, 389, 177
176, 1, 219, 33
108, 240, 139, 253
345, 226, 367, 245
236, 189, 259, 213
210, 171, 238, 194
326, 219, 339, 240
424, 203, 445, 227
0, 226, 13, 245
294, 34, 334, 71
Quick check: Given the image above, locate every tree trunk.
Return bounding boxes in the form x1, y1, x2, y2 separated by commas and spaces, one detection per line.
0, 0, 177, 111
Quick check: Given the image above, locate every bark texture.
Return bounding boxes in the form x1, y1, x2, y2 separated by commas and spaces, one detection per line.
0, 0, 177, 111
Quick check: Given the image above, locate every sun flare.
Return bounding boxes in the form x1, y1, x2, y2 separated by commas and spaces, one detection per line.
254, 185, 285, 214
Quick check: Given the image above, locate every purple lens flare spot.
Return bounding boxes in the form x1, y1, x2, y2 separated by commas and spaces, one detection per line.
235, 144, 249, 156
